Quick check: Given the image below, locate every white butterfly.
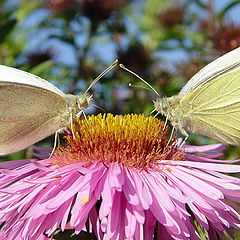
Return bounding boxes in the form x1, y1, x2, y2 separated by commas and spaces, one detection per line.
0, 60, 118, 155
121, 47, 240, 145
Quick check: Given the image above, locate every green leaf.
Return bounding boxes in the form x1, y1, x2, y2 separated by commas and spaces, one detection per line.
29, 61, 55, 79
0, 19, 17, 43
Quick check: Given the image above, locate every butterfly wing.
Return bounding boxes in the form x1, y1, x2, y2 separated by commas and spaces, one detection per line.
0, 65, 65, 98
179, 47, 240, 99
0, 66, 68, 155
180, 66, 240, 145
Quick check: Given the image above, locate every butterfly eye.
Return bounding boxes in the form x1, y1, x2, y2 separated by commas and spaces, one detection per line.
79, 97, 87, 105
77, 95, 90, 110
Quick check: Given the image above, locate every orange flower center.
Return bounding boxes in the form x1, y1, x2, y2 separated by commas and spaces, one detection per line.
53, 114, 184, 168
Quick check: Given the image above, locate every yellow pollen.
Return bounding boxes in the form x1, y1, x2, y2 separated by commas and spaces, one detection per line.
53, 114, 184, 168
81, 197, 89, 204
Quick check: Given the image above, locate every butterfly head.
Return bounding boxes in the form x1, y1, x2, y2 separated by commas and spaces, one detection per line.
153, 97, 169, 116
77, 93, 93, 110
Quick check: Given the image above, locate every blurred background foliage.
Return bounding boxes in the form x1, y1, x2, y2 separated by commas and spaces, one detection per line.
1, 0, 240, 239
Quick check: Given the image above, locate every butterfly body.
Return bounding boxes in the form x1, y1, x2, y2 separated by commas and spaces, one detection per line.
154, 96, 188, 137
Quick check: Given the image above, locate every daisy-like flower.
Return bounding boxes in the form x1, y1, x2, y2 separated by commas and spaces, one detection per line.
0, 114, 240, 240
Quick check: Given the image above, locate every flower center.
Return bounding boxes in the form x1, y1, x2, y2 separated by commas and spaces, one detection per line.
53, 114, 184, 168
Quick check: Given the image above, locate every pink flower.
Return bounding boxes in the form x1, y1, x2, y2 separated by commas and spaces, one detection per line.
0, 114, 240, 239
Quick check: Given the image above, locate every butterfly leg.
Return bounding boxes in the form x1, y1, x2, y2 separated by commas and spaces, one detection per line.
148, 108, 157, 117
70, 113, 76, 140
82, 111, 89, 124
49, 128, 64, 158
179, 135, 189, 149
165, 126, 175, 149
163, 113, 169, 133
179, 128, 189, 149
76, 110, 83, 119
77, 110, 89, 125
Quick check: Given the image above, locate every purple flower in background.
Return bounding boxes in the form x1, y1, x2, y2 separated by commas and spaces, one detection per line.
0, 114, 240, 240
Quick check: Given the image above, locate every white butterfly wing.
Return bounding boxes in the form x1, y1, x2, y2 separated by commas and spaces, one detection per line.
180, 66, 240, 145
0, 66, 68, 155
179, 47, 240, 100
0, 65, 65, 97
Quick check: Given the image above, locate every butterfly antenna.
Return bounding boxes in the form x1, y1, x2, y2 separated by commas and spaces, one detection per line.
85, 59, 118, 93
119, 64, 160, 97
128, 83, 157, 93
92, 103, 106, 113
